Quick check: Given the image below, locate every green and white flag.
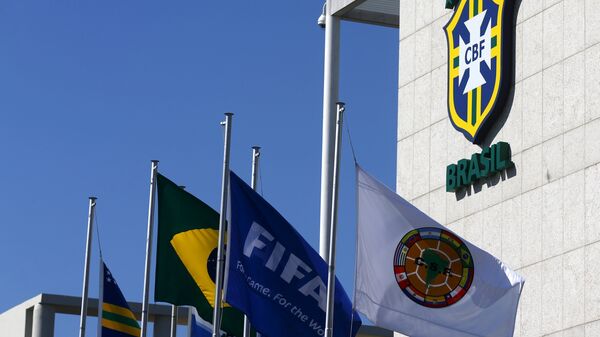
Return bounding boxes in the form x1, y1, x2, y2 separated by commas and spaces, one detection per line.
154, 173, 244, 337
355, 165, 524, 337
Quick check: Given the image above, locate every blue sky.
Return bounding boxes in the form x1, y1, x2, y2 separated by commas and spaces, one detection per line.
0, 0, 397, 334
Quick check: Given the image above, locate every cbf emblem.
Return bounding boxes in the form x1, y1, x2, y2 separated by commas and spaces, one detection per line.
444, 0, 515, 143
393, 227, 474, 308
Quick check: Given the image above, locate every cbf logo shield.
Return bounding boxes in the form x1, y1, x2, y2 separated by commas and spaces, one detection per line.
444, 0, 515, 144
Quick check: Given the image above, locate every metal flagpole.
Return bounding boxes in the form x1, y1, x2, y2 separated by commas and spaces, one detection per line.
141, 160, 159, 337
212, 113, 233, 337
97, 257, 104, 337
187, 307, 193, 337
170, 305, 177, 337
241, 146, 261, 337
324, 102, 345, 337
319, 0, 341, 261
78, 196, 97, 337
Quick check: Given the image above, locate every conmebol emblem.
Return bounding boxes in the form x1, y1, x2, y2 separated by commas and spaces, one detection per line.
444, 0, 516, 144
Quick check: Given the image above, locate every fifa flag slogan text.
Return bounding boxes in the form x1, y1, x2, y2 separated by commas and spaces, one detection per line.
234, 221, 328, 335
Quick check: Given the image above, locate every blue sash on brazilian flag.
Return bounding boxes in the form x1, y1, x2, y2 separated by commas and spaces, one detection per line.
100, 261, 141, 337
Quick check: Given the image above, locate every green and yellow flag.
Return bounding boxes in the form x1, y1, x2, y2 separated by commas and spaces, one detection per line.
101, 261, 141, 337
154, 173, 244, 337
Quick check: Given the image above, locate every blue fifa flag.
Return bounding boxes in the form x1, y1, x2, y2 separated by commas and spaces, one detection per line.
100, 261, 141, 337
224, 172, 361, 337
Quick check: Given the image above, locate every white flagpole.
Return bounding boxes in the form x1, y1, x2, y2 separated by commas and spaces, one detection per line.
324, 102, 345, 337
141, 160, 159, 337
212, 113, 233, 337
187, 307, 193, 337
319, 0, 341, 260
241, 146, 261, 337
78, 196, 97, 337
97, 258, 104, 337
170, 305, 177, 337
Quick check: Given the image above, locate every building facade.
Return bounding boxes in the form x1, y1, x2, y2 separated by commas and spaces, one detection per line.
396, 0, 600, 336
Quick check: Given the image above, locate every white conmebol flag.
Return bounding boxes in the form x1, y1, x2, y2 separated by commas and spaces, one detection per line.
355, 165, 524, 337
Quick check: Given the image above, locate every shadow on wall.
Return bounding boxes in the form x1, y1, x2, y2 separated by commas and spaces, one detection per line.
454, 163, 517, 201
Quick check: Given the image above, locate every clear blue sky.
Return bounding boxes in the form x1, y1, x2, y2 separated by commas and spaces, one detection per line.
0, 0, 397, 335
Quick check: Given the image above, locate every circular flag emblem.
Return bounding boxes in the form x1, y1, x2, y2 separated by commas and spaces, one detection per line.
393, 227, 474, 308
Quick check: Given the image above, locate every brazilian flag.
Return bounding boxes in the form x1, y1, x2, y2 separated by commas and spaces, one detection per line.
101, 261, 141, 337
154, 173, 244, 337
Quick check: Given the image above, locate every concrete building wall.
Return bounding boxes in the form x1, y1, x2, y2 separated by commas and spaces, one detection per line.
396, 0, 600, 336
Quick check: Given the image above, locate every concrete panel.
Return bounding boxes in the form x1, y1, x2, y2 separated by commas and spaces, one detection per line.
432, 1, 451, 22
429, 119, 447, 190
519, 0, 544, 23
463, 211, 484, 247
413, 193, 429, 214
428, 187, 446, 224
502, 196, 522, 270
399, 0, 415, 39
585, 164, 600, 243
414, 0, 432, 31
413, 73, 432, 131
430, 15, 447, 70
483, 203, 502, 258
523, 72, 543, 149
515, 23, 524, 83
522, 145, 543, 192
397, 82, 414, 139
542, 178, 564, 259
585, 0, 600, 47
542, 135, 564, 183
0, 302, 30, 337
398, 34, 415, 87
430, 65, 447, 124
446, 190, 466, 223
563, 171, 585, 252
585, 118, 600, 167
519, 263, 542, 337
563, 0, 585, 58
543, 3, 564, 68
585, 241, 600, 322
563, 247, 585, 328
542, 255, 563, 335
503, 152, 522, 200
585, 44, 600, 121
414, 27, 432, 79
522, 13, 543, 79
563, 126, 585, 175
544, 0, 563, 9
563, 325, 584, 337
396, 136, 414, 198
464, 180, 484, 216
483, 172, 504, 209
412, 128, 430, 197
564, 53, 585, 131
522, 188, 543, 266
543, 62, 564, 141
585, 320, 600, 336
504, 82, 523, 155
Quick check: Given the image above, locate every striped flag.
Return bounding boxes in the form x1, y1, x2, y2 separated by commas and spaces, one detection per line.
100, 261, 141, 337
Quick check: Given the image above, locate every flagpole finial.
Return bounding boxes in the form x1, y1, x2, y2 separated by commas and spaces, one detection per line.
89, 196, 97, 200
151, 159, 160, 164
